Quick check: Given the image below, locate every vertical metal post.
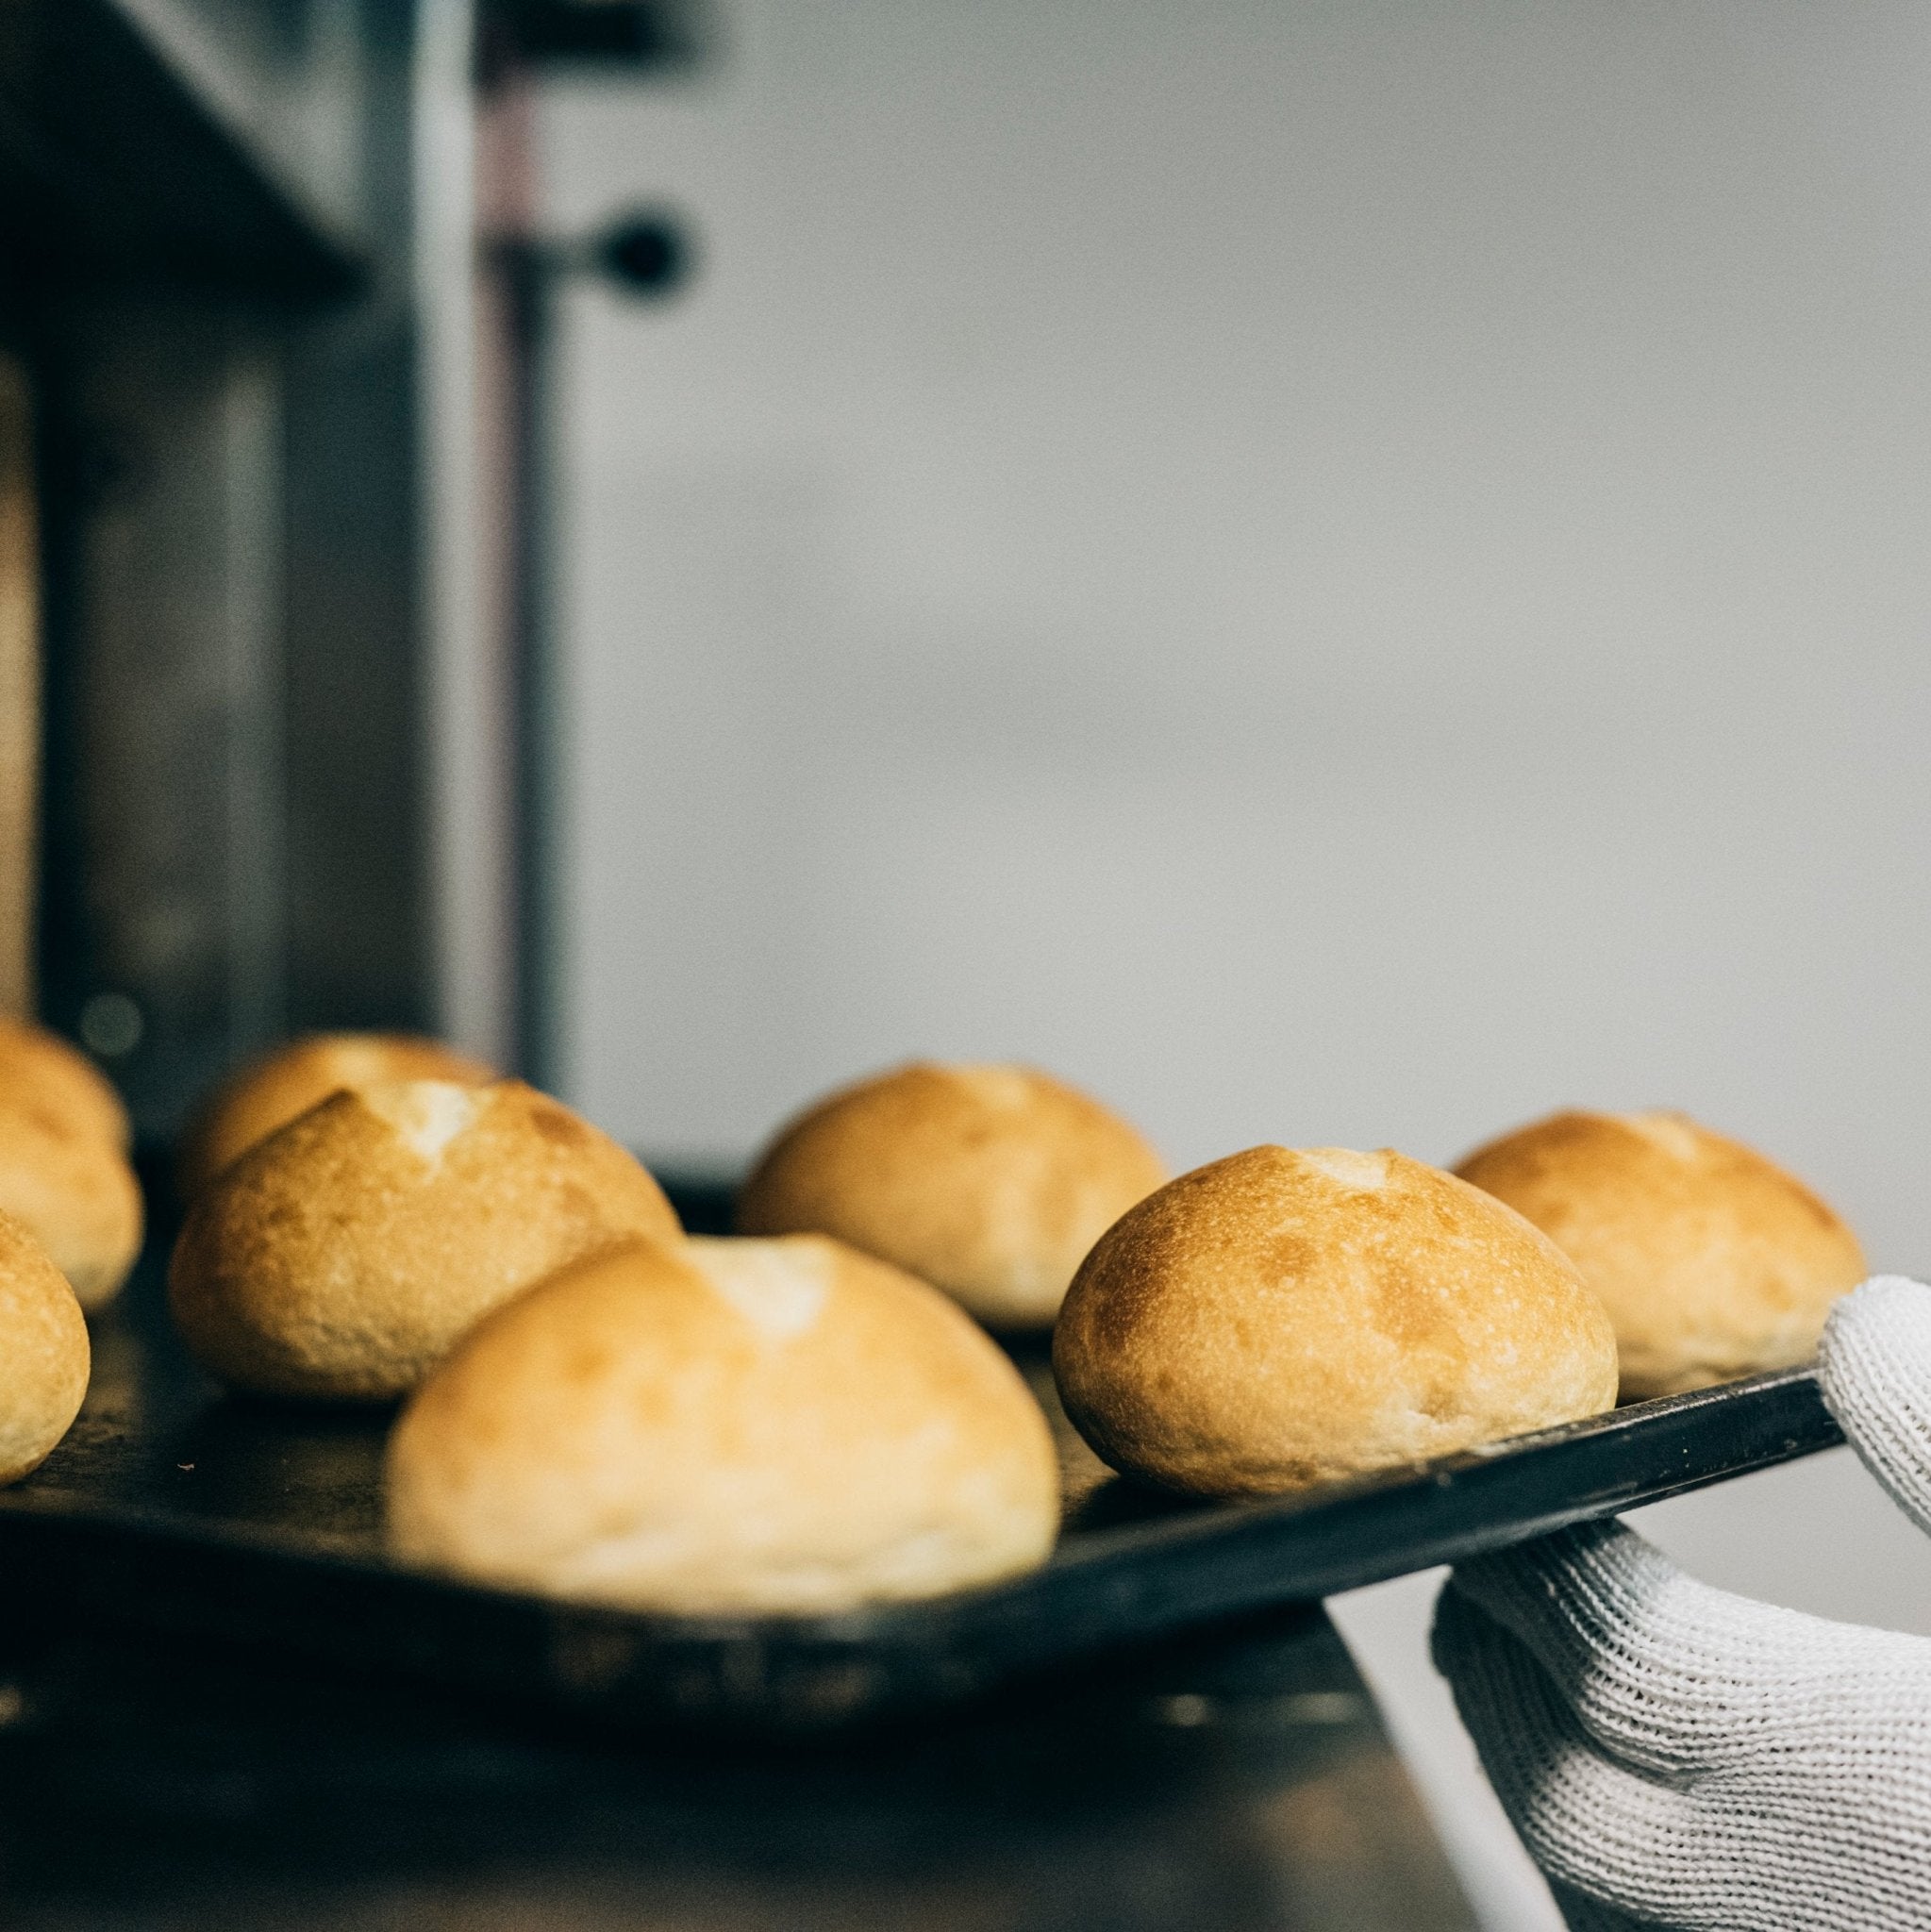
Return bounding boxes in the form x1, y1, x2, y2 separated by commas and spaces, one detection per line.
501, 238, 560, 1093
496, 212, 690, 1097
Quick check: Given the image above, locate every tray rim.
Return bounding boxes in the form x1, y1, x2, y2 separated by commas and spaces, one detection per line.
0, 1361, 1844, 1728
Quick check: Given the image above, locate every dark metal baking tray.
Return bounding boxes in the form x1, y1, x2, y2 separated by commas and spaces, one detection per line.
0, 1230, 1842, 1733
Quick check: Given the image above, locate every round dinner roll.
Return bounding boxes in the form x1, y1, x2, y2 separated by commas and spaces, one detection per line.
1454, 1109, 1867, 1399
736, 1061, 1167, 1326
0, 1018, 129, 1148
0, 1101, 142, 1309
1053, 1145, 1619, 1496
0, 1208, 90, 1485
169, 1079, 681, 1401
179, 1031, 496, 1195
386, 1233, 1061, 1614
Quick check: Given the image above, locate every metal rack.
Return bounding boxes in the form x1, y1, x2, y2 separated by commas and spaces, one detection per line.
2, 0, 698, 1132
3, 0, 432, 1138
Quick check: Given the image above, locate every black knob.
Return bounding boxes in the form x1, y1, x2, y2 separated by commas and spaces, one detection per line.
594, 214, 692, 297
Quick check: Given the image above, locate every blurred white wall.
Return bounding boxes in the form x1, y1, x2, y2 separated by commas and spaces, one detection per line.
535, 6, 1931, 1925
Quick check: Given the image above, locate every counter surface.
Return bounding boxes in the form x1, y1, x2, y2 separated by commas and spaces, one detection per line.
0, 1592, 1474, 1931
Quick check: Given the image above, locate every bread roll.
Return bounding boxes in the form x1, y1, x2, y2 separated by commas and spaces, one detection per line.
1054, 1145, 1618, 1496
170, 1079, 680, 1401
737, 1061, 1166, 1326
179, 1031, 495, 1195
0, 1101, 142, 1309
1454, 1109, 1866, 1398
386, 1233, 1061, 1613
0, 1208, 90, 1484
0, 1018, 128, 1148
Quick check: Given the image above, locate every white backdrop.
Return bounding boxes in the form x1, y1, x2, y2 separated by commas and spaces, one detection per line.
534, 7, 1931, 1924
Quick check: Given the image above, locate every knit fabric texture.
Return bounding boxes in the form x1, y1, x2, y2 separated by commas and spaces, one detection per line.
1432, 1274, 1931, 1932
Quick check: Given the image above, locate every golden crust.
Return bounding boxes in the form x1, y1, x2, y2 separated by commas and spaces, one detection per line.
169, 1079, 681, 1401
1053, 1145, 1619, 1496
386, 1233, 1061, 1614
737, 1061, 1167, 1326
179, 1032, 496, 1196
0, 1208, 90, 1485
0, 1019, 129, 1148
1454, 1109, 1866, 1398
0, 1101, 142, 1309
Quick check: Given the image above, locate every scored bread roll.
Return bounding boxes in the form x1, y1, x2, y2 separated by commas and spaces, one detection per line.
0, 1208, 90, 1484
386, 1234, 1061, 1614
1455, 1109, 1867, 1398
170, 1079, 681, 1401
179, 1031, 495, 1196
1054, 1145, 1618, 1496
0, 1101, 142, 1309
737, 1061, 1167, 1326
0, 1018, 129, 1148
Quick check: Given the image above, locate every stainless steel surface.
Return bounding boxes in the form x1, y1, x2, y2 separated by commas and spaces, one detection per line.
38, 299, 288, 1123
11, 0, 448, 1128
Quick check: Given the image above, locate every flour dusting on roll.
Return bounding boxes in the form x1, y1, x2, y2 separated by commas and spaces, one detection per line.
386, 1233, 1061, 1613
1054, 1144, 1618, 1496
169, 1078, 679, 1401
179, 1031, 496, 1196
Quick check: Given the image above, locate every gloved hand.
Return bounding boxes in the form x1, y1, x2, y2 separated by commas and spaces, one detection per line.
1431, 1274, 1931, 1932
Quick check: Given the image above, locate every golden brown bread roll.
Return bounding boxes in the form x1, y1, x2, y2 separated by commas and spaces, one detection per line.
386, 1233, 1061, 1613
0, 1101, 142, 1309
737, 1060, 1166, 1326
179, 1031, 495, 1196
1454, 1108, 1866, 1398
0, 1021, 141, 1306
1053, 1145, 1619, 1495
0, 1208, 90, 1484
0, 1018, 129, 1148
170, 1078, 681, 1401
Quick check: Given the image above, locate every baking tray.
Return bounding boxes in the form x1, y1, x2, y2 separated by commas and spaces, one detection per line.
0, 1181, 1845, 1733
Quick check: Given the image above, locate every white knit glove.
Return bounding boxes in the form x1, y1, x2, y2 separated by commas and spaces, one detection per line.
1431, 1274, 1931, 1932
